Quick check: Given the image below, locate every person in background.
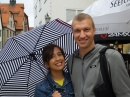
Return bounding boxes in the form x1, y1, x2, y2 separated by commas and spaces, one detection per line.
34, 44, 74, 97
67, 13, 130, 97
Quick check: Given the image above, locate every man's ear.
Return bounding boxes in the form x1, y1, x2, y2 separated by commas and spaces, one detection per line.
44, 62, 49, 68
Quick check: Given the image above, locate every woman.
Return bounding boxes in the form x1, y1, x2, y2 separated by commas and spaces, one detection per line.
34, 44, 74, 97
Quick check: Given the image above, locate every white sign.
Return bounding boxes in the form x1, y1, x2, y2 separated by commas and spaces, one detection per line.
83, 0, 130, 17
108, 32, 130, 37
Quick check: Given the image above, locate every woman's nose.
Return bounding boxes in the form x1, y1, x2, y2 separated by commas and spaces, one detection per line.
55, 56, 60, 60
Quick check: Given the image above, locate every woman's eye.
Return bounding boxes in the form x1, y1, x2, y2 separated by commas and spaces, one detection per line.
58, 53, 63, 56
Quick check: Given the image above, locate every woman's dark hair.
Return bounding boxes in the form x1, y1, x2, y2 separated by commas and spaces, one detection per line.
42, 44, 65, 64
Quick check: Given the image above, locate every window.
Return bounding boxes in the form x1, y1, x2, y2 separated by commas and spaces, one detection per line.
11, 21, 12, 27
0, 41, 2, 49
0, 30, 1, 37
44, 0, 47, 3
14, 13, 18, 16
66, 9, 83, 22
77, 10, 83, 14
7, 30, 9, 37
35, 6, 37, 18
66, 9, 75, 22
39, 0, 42, 11
39, 21, 42, 25
13, 24, 15, 28
10, 13, 13, 18
13, 32, 15, 36
25, 26, 27, 32
10, 31, 12, 37
10, 13, 12, 18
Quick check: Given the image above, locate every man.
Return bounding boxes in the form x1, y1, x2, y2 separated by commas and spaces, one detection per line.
67, 13, 130, 97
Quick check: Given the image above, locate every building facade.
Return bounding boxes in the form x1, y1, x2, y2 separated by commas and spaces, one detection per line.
1, 7, 16, 47
33, 0, 96, 27
0, 0, 29, 47
0, 10, 2, 50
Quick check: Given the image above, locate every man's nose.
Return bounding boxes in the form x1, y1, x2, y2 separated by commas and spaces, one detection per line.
79, 31, 86, 38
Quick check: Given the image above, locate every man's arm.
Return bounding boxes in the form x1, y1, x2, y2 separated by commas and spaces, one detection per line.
107, 50, 130, 97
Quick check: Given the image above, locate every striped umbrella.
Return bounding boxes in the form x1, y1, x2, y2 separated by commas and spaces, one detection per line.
0, 19, 78, 97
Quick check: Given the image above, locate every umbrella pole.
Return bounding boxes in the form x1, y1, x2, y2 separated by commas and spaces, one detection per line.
31, 55, 55, 91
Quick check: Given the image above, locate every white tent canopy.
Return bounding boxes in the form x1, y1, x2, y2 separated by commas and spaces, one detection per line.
68, 0, 130, 34
83, 0, 130, 16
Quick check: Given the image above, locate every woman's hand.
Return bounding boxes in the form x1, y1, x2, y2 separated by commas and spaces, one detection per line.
52, 91, 62, 97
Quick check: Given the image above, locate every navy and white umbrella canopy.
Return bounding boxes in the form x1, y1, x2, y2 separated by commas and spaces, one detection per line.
0, 19, 78, 97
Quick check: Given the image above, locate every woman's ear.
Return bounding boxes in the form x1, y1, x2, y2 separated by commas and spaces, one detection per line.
44, 62, 49, 68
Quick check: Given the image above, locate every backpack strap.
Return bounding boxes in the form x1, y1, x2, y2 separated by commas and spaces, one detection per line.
99, 47, 112, 83
99, 47, 115, 92
70, 54, 74, 74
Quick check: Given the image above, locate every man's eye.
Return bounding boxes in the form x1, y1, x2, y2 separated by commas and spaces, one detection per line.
74, 30, 80, 33
84, 28, 90, 32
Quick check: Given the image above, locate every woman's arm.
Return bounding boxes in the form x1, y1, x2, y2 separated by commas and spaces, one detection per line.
34, 85, 47, 97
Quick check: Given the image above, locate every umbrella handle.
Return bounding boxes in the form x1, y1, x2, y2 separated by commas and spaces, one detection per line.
33, 56, 55, 90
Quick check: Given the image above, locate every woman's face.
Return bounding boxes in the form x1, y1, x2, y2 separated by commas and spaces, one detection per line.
46, 47, 65, 71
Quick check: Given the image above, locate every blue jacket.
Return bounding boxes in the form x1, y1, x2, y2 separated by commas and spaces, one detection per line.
34, 72, 75, 97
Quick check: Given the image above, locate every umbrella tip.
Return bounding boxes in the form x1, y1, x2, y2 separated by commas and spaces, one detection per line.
29, 53, 37, 61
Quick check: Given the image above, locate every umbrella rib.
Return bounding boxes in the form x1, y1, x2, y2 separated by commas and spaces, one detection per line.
33, 57, 55, 90
55, 19, 71, 28
13, 38, 31, 54
0, 55, 29, 64
33, 24, 47, 52
32, 32, 64, 52
32, 23, 66, 52
27, 57, 33, 95
1, 57, 30, 89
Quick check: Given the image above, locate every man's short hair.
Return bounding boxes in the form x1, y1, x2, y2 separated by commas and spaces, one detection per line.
72, 13, 95, 28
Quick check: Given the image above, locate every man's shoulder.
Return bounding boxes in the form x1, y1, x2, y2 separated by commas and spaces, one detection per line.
95, 44, 117, 54
68, 53, 73, 59
105, 48, 122, 59
95, 44, 121, 59
67, 53, 74, 65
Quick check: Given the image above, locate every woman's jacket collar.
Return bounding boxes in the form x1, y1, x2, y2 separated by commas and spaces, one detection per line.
47, 71, 71, 88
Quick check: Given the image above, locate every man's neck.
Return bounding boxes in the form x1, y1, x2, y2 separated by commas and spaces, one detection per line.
79, 44, 95, 58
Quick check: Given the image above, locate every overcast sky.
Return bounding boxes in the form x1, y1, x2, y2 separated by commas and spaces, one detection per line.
0, 0, 34, 27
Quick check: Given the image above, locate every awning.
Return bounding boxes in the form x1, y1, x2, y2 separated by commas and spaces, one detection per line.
68, 0, 130, 34
94, 32, 130, 44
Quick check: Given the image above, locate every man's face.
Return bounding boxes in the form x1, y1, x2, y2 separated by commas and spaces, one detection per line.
72, 19, 95, 49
